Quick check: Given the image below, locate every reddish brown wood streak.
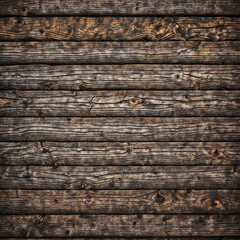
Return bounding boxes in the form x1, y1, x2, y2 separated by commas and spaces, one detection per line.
0, 17, 239, 41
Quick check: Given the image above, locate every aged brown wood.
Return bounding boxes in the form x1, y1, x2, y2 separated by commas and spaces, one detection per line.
1, 142, 239, 166
0, 239, 237, 240
1, 65, 240, 90
1, 90, 239, 117
0, 214, 239, 237
1, 190, 239, 214
0, 41, 240, 64
0, 239, 238, 240
1, 0, 240, 16
0, 117, 239, 142
1, 17, 240, 41
0, 166, 239, 190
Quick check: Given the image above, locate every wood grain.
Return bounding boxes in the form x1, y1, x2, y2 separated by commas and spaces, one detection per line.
1, 17, 240, 41
1, 190, 239, 214
0, 214, 239, 237
1, 239, 237, 240
1, 65, 239, 90
0, 166, 239, 190
1, 90, 239, 117
1, 142, 239, 166
0, 0, 240, 16
1, 41, 240, 64
0, 117, 239, 142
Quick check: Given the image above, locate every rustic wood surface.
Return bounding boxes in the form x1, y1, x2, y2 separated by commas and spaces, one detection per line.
1, 0, 240, 16
1, 190, 239, 214
1, 142, 239, 166
0, 117, 239, 142
0, 166, 239, 190
0, 0, 239, 238
0, 214, 239, 237
1, 90, 239, 117
1, 17, 240, 41
1, 41, 240, 64
1, 239, 238, 240
1, 65, 240, 90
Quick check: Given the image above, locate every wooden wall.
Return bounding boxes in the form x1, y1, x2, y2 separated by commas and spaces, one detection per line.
0, 0, 240, 238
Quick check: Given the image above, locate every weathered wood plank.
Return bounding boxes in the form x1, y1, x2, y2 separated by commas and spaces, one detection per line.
1, 17, 240, 41
0, 117, 239, 142
0, 166, 239, 189
1, 90, 239, 117
0, 41, 240, 64
1, 0, 240, 16
1, 239, 238, 240
1, 190, 239, 214
1, 65, 239, 90
1, 142, 239, 166
0, 239, 237, 240
0, 214, 239, 237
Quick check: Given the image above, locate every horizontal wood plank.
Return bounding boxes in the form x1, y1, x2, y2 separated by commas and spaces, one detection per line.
1, 90, 239, 117
1, 17, 240, 41
0, 214, 239, 237
1, 0, 240, 16
1, 65, 240, 90
1, 190, 239, 214
0, 166, 239, 189
0, 239, 237, 240
0, 41, 240, 64
0, 117, 239, 142
1, 142, 239, 166
1, 90, 240, 117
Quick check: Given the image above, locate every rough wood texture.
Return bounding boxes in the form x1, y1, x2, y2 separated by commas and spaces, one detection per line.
1, 41, 240, 64
1, 239, 238, 240
1, 142, 239, 166
1, 90, 239, 117
1, 190, 239, 214
1, 17, 240, 41
1, 65, 240, 90
0, 166, 239, 190
0, 117, 239, 142
1, 0, 240, 16
0, 214, 239, 237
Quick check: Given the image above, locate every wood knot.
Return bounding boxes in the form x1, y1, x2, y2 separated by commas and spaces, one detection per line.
156, 193, 165, 203
129, 97, 139, 105
21, 7, 28, 16
42, 81, 53, 90
77, 84, 87, 90
211, 200, 221, 208
127, 148, 133, 154
211, 148, 219, 156
40, 147, 48, 153
53, 161, 58, 167
22, 100, 29, 108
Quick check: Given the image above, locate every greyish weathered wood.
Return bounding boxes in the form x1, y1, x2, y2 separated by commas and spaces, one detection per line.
0, 117, 239, 142
0, 142, 239, 166
1, 65, 239, 90
1, 189, 239, 214
0, 0, 240, 16
0, 214, 239, 237
1, 17, 240, 41
0, 41, 240, 64
0, 90, 239, 117
0, 166, 239, 189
